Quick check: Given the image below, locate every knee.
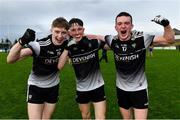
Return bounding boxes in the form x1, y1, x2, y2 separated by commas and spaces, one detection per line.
81, 111, 91, 119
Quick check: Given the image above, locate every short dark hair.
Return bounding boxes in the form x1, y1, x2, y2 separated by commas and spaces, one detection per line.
115, 12, 133, 23
69, 18, 83, 27
52, 17, 69, 30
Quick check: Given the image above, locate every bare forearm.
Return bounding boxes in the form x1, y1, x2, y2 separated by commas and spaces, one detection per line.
96, 35, 105, 41
7, 43, 23, 63
58, 50, 69, 70
86, 35, 105, 41
163, 25, 175, 43
58, 57, 68, 70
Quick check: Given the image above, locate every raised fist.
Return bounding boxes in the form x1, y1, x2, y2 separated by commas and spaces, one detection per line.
151, 15, 169, 27
19, 28, 35, 46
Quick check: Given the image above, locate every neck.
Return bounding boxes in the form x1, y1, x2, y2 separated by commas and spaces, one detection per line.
118, 35, 131, 41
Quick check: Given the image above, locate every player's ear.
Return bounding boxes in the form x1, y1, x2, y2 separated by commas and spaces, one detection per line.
83, 27, 85, 31
115, 25, 118, 31
131, 24, 134, 30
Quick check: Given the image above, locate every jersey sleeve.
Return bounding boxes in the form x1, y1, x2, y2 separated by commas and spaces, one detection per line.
63, 39, 69, 50
144, 34, 155, 48
97, 40, 106, 49
105, 35, 114, 48
27, 41, 40, 56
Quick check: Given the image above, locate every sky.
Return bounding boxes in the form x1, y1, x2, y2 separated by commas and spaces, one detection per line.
0, 0, 180, 42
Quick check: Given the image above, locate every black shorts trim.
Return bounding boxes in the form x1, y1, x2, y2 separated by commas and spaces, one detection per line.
76, 85, 106, 104
116, 87, 148, 109
27, 84, 59, 104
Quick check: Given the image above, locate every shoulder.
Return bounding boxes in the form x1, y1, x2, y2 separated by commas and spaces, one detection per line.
27, 41, 40, 56
105, 35, 118, 40
131, 30, 143, 40
37, 35, 52, 46
67, 38, 76, 47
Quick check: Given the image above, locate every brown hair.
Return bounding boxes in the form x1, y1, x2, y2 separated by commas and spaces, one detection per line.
51, 17, 69, 30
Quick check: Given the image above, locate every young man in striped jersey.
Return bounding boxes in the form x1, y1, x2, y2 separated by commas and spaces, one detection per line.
91, 12, 174, 119
58, 18, 106, 119
7, 17, 69, 119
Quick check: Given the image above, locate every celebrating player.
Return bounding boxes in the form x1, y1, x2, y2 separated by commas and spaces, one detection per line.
7, 17, 69, 119
58, 18, 106, 119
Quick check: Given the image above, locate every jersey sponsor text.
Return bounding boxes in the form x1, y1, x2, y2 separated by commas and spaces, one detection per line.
115, 53, 139, 62
72, 53, 96, 64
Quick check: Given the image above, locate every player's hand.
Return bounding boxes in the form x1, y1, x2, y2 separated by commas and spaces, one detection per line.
151, 15, 169, 27
19, 28, 35, 46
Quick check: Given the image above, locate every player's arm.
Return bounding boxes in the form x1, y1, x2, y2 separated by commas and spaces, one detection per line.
86, 34, 105, 41
7, 43, 32, 63
86, 35, 111, 50
151, 15, 175, 45
7, 28, 36, 63
58, 49, 69, 70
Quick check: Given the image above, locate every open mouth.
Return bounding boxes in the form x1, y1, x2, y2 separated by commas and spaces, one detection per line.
56, 38, 63, 43
119, 30, 130, 41
121, 30, 127, 35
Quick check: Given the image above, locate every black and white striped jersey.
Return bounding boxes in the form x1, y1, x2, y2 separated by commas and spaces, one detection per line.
27, 35, 68, 88
66, 36, 105, 91
105, 30, 154, 91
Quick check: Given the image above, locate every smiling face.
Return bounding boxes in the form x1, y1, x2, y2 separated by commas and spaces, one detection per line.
50, 17, 69, 45
69, 23, 84, 42
115, 16, 134, 41
51, 27, 68, 45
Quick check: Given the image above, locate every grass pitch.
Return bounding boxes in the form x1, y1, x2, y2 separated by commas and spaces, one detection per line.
0, 50, 179, 119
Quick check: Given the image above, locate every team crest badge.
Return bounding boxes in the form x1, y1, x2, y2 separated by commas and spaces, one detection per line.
115, 44, 119, 49
132, 43, 136, 48
47, 50, 54, 55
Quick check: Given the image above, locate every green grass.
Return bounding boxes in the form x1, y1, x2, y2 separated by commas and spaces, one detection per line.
0, 50, 180, 119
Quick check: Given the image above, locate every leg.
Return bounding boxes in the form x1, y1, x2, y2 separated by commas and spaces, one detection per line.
150, 52, 153, 57
42, 102, 56, 119
116, 87, 132, 119
93, 100, 106, 119
79, 103, 91, 119
134, 108, 148, 119
28, 103, 44, 119
119, 107, 133, 119
131, 89, 149, 119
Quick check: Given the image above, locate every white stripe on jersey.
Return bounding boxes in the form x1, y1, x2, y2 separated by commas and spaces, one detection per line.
26, 85, 30, 102
39, 39, 51, 46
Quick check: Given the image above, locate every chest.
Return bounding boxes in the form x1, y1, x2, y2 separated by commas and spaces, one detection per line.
40, 46, 63, 58
112, 38, 145, 54
69, 41, 98, 56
